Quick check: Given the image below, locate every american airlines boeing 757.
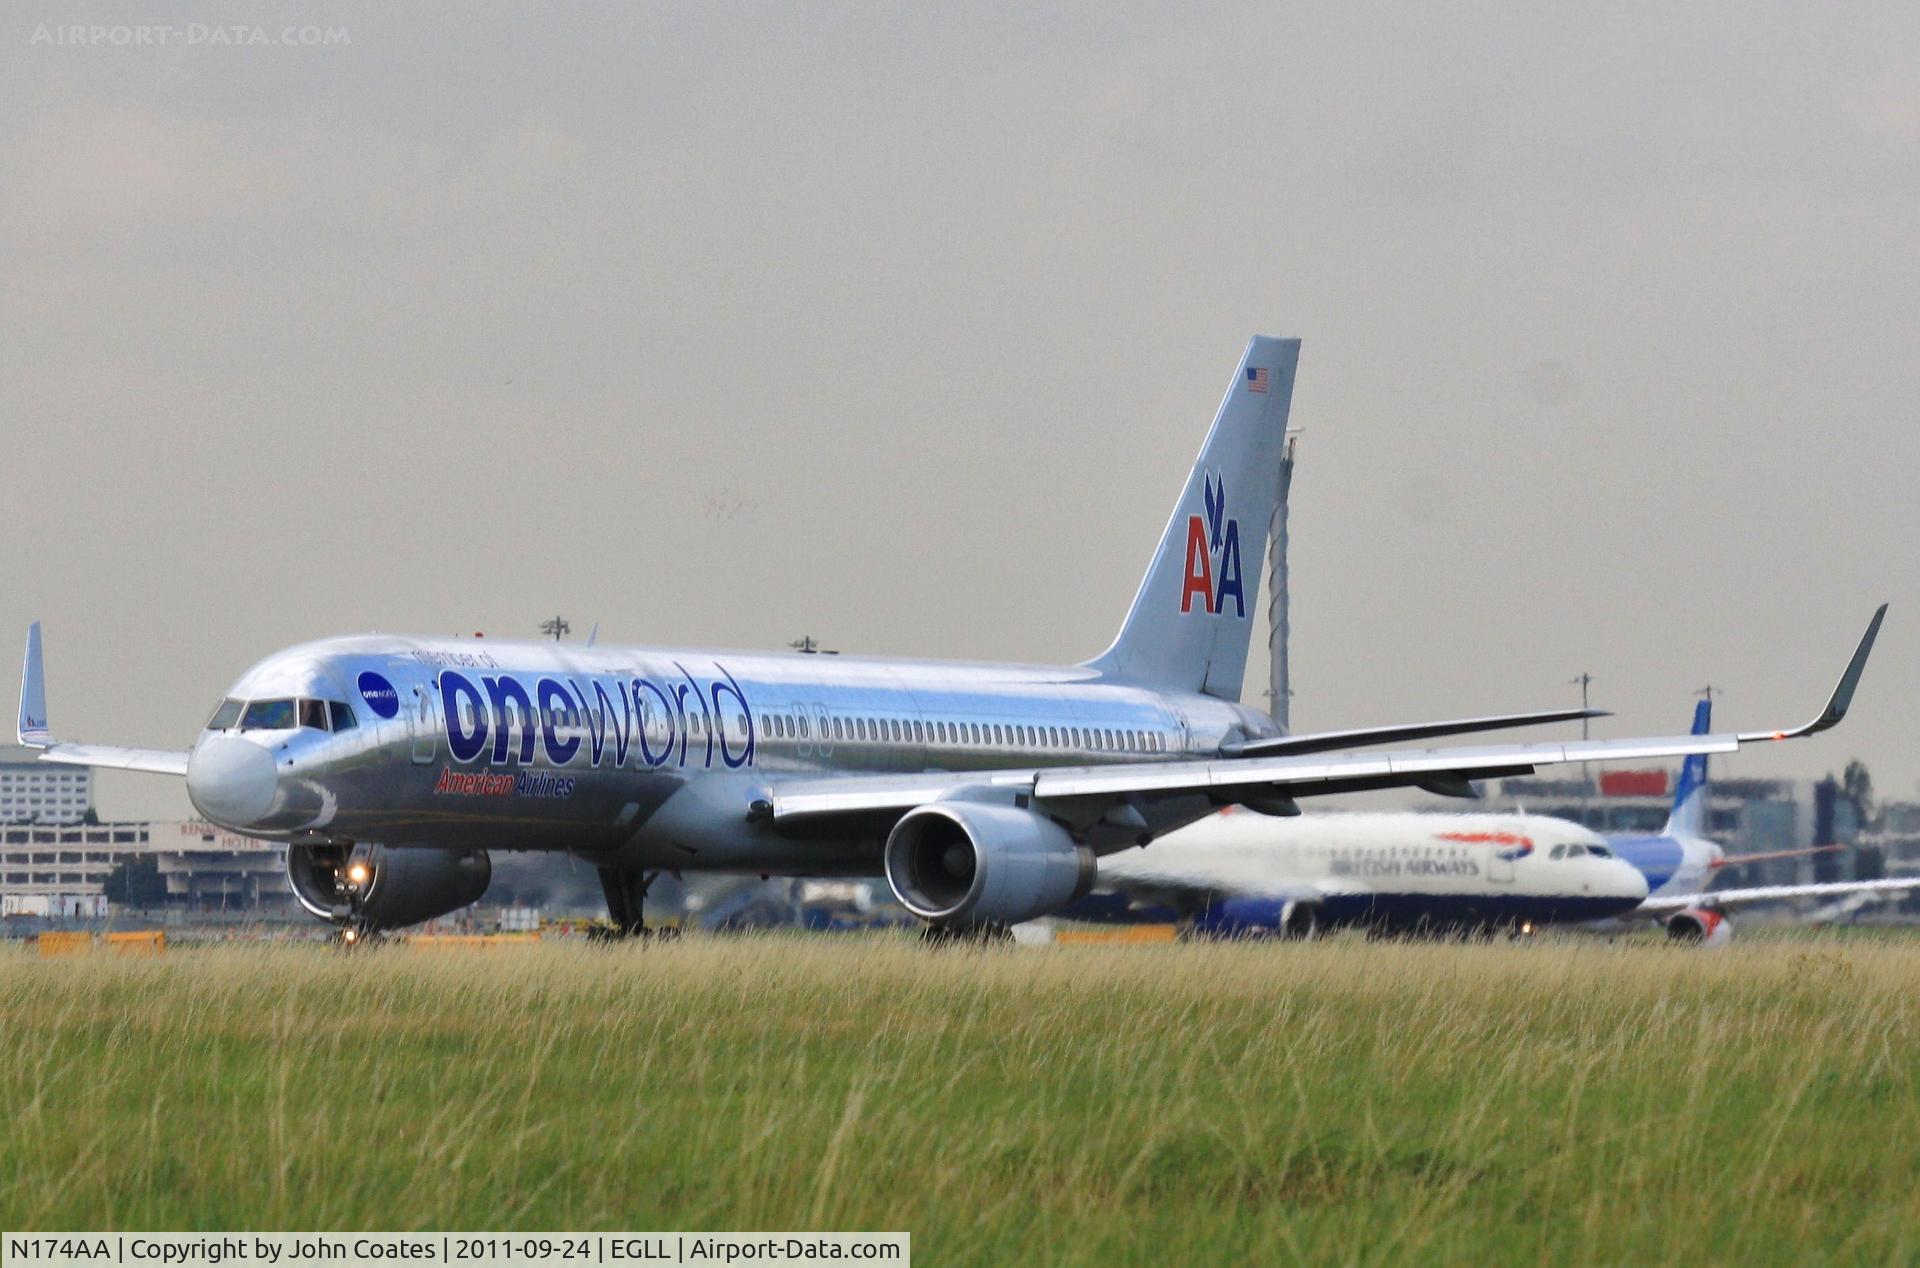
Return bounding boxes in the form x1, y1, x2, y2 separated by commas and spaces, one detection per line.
14, 337, 1889, 939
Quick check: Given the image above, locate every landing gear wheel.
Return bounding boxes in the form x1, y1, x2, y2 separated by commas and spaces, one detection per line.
333, 922, 377, 948
919, 922, 1015, 947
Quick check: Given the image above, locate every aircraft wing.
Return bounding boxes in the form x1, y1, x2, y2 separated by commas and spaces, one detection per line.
1639, 877, 1920, 914
33, 744, 190, 776
768, 732, 1726, 825
16, 622, 191, 777
771, 604, 1886, 831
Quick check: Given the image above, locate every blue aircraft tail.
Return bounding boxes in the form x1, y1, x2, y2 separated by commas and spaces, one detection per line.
1663, 699, 1712, 837
1086, 336, 1301, 701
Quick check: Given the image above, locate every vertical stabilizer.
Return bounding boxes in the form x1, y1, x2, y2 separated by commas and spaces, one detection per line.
18, 622, 50, 746
1664, 699, 1712, 837
1087, 336, 1301, 700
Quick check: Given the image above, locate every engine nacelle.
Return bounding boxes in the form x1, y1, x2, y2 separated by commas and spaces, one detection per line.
884, 802, 1095, 927
287, 843, 491, 930
1665, 906, 1731, 946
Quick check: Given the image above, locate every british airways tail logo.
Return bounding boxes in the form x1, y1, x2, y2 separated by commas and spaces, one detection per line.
1180, 470, 1245, 617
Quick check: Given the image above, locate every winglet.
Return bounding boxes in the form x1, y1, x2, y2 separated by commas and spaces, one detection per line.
1738, 603, 1887, 742
18, 622, 50, 747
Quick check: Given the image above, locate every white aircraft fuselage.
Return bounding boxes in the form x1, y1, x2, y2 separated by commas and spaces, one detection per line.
1080, 810, 1649, 934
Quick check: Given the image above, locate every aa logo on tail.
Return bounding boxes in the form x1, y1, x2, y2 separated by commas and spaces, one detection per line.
1180, 470, 1245, 617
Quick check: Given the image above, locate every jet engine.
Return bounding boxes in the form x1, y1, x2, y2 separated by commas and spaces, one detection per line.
884, 802, 1095, 927
287, 843, 491, 931
1665, 906, 1731, 946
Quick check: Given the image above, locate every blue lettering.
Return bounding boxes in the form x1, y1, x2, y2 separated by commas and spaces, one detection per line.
537, 677, 580, 766
1214, 519, 1244, 618
634, 678, 676, 768
670, 680, 701, 767
674, 663, 713, 768
482, 676, 536, 765
709, 664, 755, 769
578, 678, 634, 768
440, 672, 488, 764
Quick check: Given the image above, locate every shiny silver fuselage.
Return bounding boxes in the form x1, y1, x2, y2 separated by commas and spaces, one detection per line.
188, 634, 1277, 875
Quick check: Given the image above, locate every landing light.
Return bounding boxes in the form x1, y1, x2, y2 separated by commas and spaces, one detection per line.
1520, 921, 1535, 936
341, 927, 359, 945
346, 863, 370, 886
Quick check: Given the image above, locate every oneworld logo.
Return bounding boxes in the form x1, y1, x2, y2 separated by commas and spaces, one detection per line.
357, 671, 401, 719
1179, 470, 1245, 617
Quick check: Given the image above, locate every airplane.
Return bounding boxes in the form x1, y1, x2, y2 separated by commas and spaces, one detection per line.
1066, 809, 1648, 938
1610, 699, 1919, 943
11, 335, 1890, 940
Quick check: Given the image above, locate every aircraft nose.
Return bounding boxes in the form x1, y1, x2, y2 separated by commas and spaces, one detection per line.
1609, 860, 1650, 902
187, 735, 279, 827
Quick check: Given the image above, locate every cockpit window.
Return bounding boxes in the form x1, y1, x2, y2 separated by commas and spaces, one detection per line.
1588, 844, 1612, 858
207, 699, 244, 730
240, 699, 297, 730
328, 701, 357, 731
1549, 844, 1567, 860
298, 699, 328, 730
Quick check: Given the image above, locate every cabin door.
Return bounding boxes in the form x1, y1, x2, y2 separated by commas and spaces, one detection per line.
410, 685, 437, 765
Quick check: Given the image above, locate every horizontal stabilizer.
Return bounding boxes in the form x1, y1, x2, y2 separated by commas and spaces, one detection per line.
1711, 844, 1844, 870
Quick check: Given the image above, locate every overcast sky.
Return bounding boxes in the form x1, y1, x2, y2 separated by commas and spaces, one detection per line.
3, 1, 1916, 821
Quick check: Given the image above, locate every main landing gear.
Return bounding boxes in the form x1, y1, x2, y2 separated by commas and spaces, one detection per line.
920, 922, 1015, 947
594, 867, 672, 941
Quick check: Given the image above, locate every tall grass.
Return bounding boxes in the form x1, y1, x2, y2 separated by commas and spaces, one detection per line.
2, 934, 1917, 1265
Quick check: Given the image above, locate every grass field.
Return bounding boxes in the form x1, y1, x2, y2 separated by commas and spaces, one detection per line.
3, 933, 1919, 1265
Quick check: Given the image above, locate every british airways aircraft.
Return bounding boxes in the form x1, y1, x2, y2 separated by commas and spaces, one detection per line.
1612, 700, 1917, 943
1070, 809, 1647, 937
12, 337, 1889, 939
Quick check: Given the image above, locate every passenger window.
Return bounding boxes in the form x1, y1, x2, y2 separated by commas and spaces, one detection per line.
240, 699, 296, 730
328, 701, 357, 731
207, 699, 244, 730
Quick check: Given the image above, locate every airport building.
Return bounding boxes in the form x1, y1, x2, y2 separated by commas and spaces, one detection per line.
0, 757, 92, 825
0, 819, 289, 920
